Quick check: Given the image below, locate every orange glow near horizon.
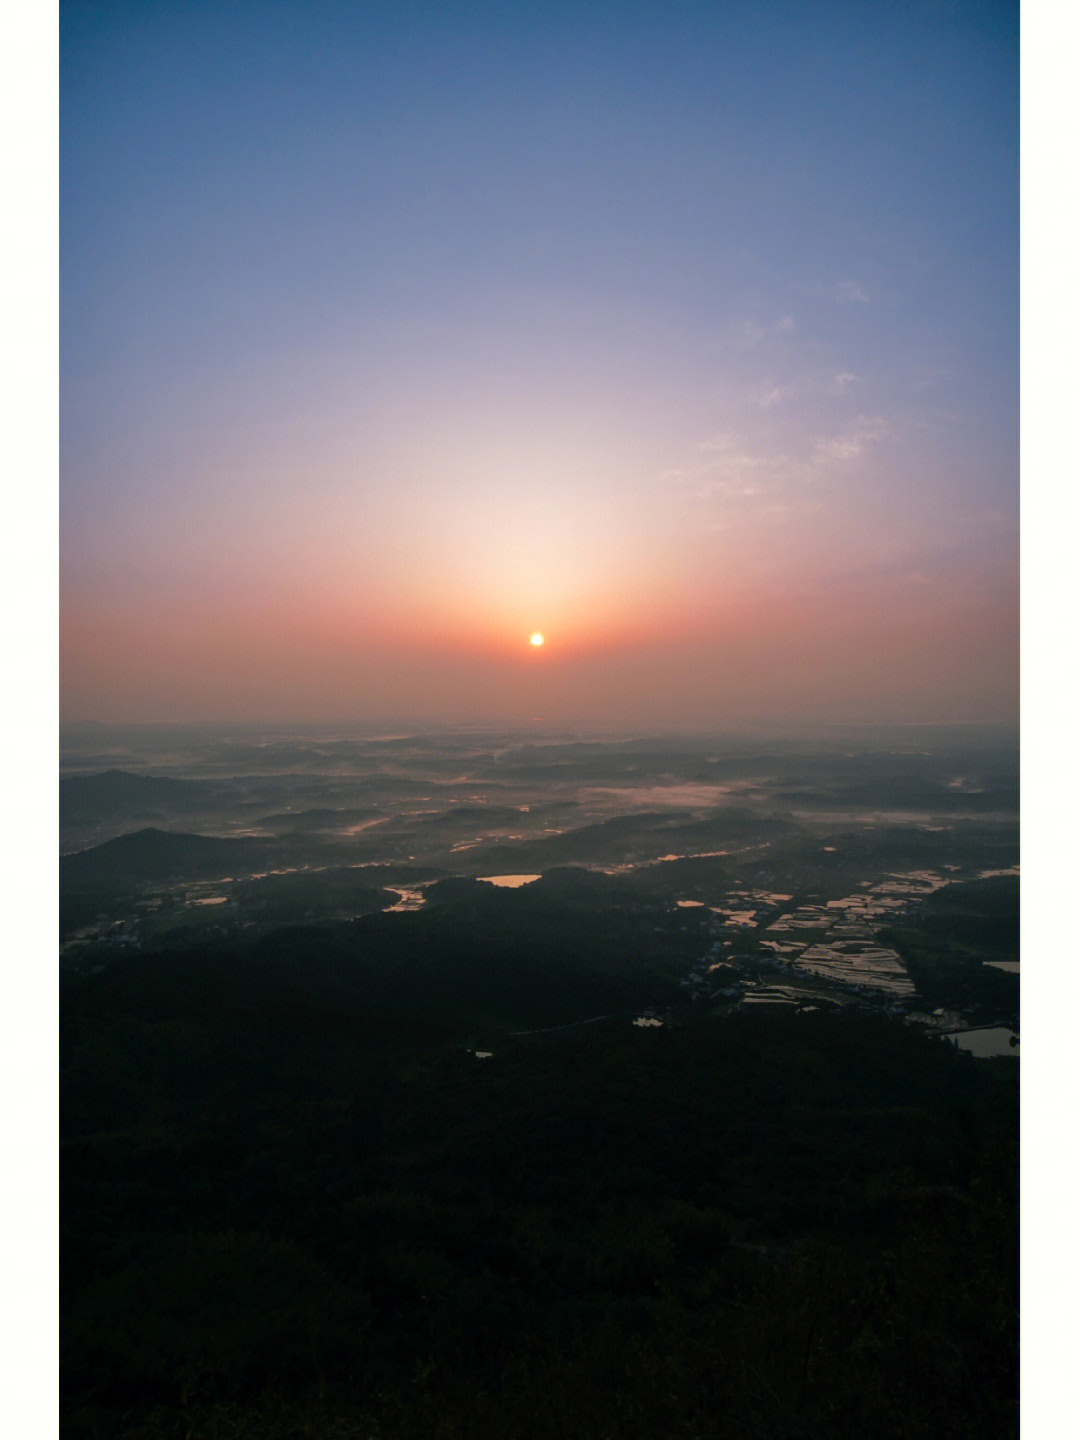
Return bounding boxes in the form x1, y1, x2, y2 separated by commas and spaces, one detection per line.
60, 3, 1017, 731
59, 537, 1017, 729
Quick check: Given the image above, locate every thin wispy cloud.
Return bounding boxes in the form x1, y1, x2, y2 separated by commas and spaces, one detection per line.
908, 365, 956, 393
828, 280, 869, 304
664, 404, 894, 541
60, 0, 1016, 726
737, 315, 797, 346
813, 417, 888, 464
696, 434, 737, 454
749, 381, 795, 410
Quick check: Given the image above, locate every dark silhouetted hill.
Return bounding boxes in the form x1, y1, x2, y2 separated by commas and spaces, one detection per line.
60, 827, 279, 885
61, 769, 222, 821
426, 804, 528, 829
258, 806, 384, 833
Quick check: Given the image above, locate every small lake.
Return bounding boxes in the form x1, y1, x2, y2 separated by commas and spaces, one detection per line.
478, 874, 542, 887
386, 888, 427, 912
948, 1027, 1019, 1058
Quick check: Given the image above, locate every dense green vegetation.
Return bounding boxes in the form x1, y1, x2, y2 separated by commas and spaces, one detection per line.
63, 904, 1017, 1439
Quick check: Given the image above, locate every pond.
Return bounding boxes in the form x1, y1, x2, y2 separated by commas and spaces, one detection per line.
948, 1027, 1019, 1058
386, 888, 427, 912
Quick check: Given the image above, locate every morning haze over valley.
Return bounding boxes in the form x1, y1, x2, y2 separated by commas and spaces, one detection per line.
60, 1, 1018, 1435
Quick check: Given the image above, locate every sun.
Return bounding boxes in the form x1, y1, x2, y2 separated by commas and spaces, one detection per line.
529, 632, 545, 647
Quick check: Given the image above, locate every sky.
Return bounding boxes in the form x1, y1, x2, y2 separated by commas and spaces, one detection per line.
60, 0, 1018, 730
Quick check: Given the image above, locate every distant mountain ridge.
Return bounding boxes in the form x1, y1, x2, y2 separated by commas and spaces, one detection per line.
61, 769, 222, 819
61, 826, 277, 884
259, 806, 384, 833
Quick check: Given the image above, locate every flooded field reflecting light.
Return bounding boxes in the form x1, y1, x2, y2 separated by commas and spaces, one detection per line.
948, 1027, 1019, 1057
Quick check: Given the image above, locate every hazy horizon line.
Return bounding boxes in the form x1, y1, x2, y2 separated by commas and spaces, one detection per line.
60, 716, 1019, 738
